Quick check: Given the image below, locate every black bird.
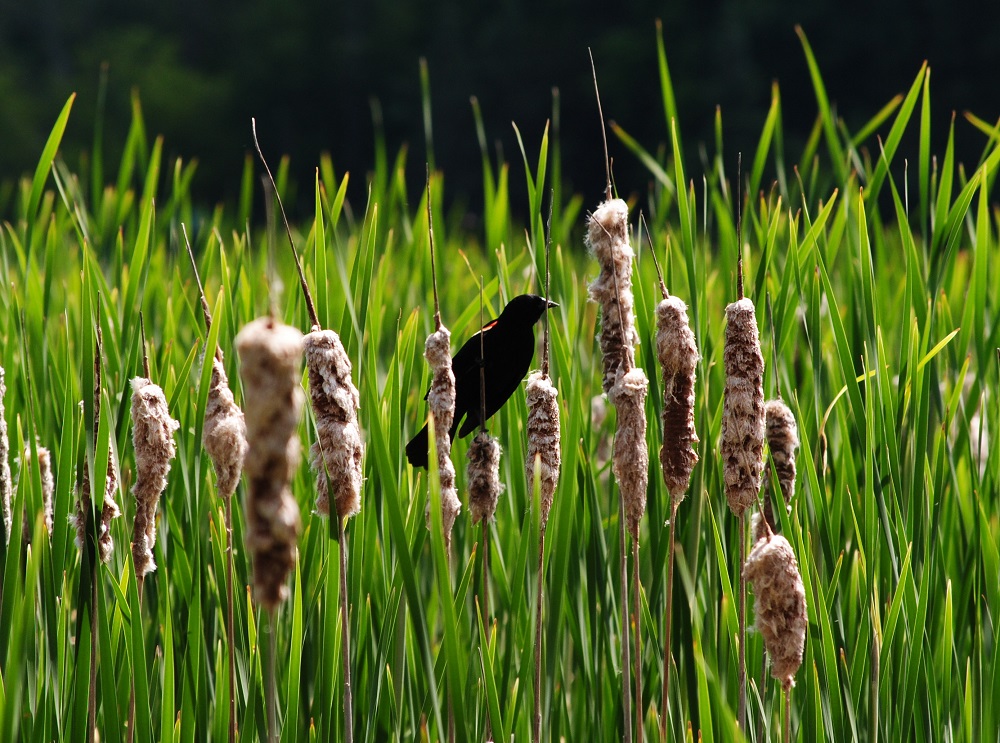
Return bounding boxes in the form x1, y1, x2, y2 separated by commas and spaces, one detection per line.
406, 294, 558, 468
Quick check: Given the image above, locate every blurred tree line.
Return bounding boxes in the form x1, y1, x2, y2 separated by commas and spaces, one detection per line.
1, 0, 997, 215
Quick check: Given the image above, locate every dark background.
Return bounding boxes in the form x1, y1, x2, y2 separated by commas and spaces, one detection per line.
2, 0, 998, 216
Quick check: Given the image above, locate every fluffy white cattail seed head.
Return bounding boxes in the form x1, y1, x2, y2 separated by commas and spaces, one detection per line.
237, 317, 304, 610
424, 326, 461, 545
587, 199, 639, 394
611, 367, 650, 538
656, 296, 700, 507
130, 377, 179, 578
744, 532, 807, 691
203, 357, 247, 499
525, 371, 561, 531
304, 328, 364, 520
721, 298, 765, 518
467, 431, 503, 525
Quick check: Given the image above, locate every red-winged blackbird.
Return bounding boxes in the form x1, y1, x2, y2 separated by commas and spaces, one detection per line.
406, 294, 557, 468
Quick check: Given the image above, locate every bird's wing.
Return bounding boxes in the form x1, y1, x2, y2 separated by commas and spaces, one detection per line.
451, 321, 495, 379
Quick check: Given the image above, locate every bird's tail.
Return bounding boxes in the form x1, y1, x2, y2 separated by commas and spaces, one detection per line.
405, 417, 462, 469
405, 424, 430, 469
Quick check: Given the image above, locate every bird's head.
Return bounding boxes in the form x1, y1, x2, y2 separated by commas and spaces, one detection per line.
498, 294, 558, 327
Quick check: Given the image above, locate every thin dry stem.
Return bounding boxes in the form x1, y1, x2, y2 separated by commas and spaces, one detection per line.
251, 118, 319, 328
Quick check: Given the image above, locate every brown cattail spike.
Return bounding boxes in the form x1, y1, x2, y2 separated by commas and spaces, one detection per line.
130, 377, 180, 578
237, 317, 304, 609
525, 371, 561, 531
467, 431, 503, 525
304, 328, 364, 520
765, 399, 798, 513
656, 296, 699, 506
0, 367, 11, 542
721, 297, 765, 518
204, 358, 248, 499
611, 367, 650, 539
587, 199, 639, 394
743, 532, 807, 691
424, 326, 461, 543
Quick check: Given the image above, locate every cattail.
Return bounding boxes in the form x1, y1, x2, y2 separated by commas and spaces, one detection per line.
203, 357, 248, 499
743, 532, 807, 690
424, 326, 461, 544
0, 367, 11, 542
304, 328, 364, 520
22, 445, 55, 536
237, 317, 304, 610
130, 377, 179, 578
656, 296, 699, 505
587, 199, 639, 394
525, 371, 561, 531
721, 298, 765, 518
612, 367, 650, 539
764, 399, 798, 512
467, 431, 503, 525
94, 452, 122, 562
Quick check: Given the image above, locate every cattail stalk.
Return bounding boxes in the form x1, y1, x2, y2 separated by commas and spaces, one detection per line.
649, 253, 699, 737
0, 367, 11, 544
528, 204, 561, 743
304, 327, 364, 743
237, 316, 304, 743
588, 194, 648, 742
724, 156, 765, 731
184, 224, 247, 743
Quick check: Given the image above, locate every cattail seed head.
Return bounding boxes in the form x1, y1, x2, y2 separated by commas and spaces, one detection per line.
21, 445, 55, 536
467, 431, 503, 525
130, 377, 179, 578
721, 298, 765, 518
765, 399, 798, 512
94, 456, 121, 563
611, 366, 650, 539
656, 296, 700, 507
0, 367, 11, 543
587, 199, 639, 394
424, 326, 461, 544
525, 371, 561, 531
304, 328, 364, 520
743, 532, 807, 691
203, 356, 247, 499
237, 317, 304, 610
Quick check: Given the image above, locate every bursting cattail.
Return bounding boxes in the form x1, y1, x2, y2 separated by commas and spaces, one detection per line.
721, 298, 765, 518
22, 445, 55, 536
130, 377, 179, 578
765, 399, 798, 512
611, 367, 650, 538
656, 296, 699, 506
743, 532, 807, 690
587, 199, 639, 394
424, 326, 461, 543
203, 357, 248, 500
304, 328, 364, 520
237, 317, 304, 610
525, 371, 561, 531
0, 366, 11, 542
467, 431, 503, 525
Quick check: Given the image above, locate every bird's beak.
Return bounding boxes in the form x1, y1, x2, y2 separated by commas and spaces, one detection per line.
546, 300, 559, 309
